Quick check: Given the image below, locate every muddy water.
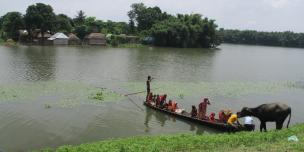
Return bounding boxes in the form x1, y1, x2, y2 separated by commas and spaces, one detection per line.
0, 44, 304, 151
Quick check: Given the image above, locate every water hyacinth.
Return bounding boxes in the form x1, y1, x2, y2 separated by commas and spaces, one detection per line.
122, 81, 301, 99
0, 81, 124, 107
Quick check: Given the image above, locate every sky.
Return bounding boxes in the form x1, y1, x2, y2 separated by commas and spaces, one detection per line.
0, 0, 303, 32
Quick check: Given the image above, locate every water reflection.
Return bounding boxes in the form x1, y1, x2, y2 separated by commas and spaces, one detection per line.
128, 47, 218, 82
4, 46, 56, 81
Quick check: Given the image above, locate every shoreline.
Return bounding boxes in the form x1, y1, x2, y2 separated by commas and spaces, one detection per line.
38, 124, 304, 152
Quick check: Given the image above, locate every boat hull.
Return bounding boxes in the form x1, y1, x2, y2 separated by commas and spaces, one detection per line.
143, 102, 254, 132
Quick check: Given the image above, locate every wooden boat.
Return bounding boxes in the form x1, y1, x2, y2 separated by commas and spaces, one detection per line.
143, 101, 254, 132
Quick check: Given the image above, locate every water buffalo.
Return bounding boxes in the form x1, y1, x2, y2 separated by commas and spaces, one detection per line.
239, 103, 291, 132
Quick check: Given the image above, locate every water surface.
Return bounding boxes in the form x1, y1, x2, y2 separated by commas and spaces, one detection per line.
0, 44, 304, 151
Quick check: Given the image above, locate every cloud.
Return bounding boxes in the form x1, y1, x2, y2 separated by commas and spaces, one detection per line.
264, 0, 290, 8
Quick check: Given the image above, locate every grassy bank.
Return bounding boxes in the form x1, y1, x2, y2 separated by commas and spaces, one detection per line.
39, 124, 304, 152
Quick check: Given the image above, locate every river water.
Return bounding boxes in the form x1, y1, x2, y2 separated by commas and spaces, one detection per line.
0, 44, 304, 151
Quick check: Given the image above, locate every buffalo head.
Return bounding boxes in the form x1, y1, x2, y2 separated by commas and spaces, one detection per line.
239, 107, 253, 117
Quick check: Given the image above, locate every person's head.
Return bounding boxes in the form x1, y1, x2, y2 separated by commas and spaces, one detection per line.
203, 98, 210, 104
148, 76, 151, 80
236, 112, 241, 118
228, 112, 232, 117
192, 105, 196, 109
164, 94, 167, 98
169, 100, 172, 104
149, 92, 153, 96
210, 112, 215, 116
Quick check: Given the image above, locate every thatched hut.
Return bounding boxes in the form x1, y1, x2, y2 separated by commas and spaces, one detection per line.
85, 33, 106, 45
68, 33, 81, 45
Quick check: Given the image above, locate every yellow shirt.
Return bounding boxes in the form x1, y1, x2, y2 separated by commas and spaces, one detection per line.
227, 114, 238, 125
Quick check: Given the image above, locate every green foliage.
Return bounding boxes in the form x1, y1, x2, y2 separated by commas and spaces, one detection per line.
128, 3, 171, 32
73, 10, 86, 26
54, 14, 73, 33
220, 29, 304, 48
39, 124, 304, 152
24, 3, 56, 40
91, 91, 104, 101
128, 3, 220, 48
1, 12, 24, 41
74, 25, 87, 40
150, 14, 220, 48
107, 34, 140, 46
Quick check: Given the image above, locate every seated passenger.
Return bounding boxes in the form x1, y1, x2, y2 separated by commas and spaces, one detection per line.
172, 102, 179, 112
167, 100, 173, 111
147, 92, 153, 104
218, 110, 224, 122
191, 105, 198, 117
209, 112, 215, 122
156, 95, 160, 107
227, 112, 240, 126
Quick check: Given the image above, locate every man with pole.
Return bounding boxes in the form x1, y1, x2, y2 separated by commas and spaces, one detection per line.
146, 76, 152, 101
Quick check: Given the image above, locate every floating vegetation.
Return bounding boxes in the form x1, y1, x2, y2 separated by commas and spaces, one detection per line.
0, 81, 124, 108
92, 91, 104, 101
122, 81, 302, 99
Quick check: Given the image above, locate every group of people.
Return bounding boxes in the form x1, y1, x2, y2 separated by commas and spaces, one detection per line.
146, 76, 182, 113
190, 97, 253, 129
146, 92, 181, 113
145, 75, 254, 130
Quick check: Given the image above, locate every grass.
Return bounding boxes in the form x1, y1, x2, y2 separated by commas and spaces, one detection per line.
38, 124, 304, 152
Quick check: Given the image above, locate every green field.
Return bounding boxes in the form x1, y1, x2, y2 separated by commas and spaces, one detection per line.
38, 124, 303, 152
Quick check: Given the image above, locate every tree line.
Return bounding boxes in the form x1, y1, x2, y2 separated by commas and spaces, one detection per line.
0, 3, 221, 48
0, 3, 132, 42
219, 29, 304, 48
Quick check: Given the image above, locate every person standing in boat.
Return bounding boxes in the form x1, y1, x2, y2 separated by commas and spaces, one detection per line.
198, 98, 210, 119
146, 76, 152, 102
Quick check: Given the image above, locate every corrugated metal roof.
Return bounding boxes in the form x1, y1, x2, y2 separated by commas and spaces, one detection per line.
48, 33, 69, 40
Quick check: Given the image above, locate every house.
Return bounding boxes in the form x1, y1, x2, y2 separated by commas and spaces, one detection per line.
33, 32, 52, 44
85, 33, 106, 45
68, 33, 81, 45
48, 33, 69, 45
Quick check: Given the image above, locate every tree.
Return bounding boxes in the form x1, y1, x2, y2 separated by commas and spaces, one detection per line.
1, 12, 24, 41
55, 14, 73, 33
74, 10, 86, 26
74, 25, 86, 40
24, 3, 56, 41
150, 14, 220, 48
128, 3, 170, 32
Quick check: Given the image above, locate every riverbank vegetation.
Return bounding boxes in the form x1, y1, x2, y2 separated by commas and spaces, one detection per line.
0, 3, 220, 48
1, 3, 304, 48
219, 29, 304, 48
38, 124, 304, 152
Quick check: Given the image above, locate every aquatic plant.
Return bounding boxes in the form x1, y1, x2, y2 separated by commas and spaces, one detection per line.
0, 81, 124, 108
122, 81, 301, 99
